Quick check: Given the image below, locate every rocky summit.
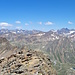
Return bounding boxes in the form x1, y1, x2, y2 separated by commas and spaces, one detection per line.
0, 49, 57, 75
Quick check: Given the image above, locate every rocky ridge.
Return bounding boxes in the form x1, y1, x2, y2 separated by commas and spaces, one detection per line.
0, 49, 57, 75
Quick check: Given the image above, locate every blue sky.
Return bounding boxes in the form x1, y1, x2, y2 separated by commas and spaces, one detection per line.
0, 0, 75, 31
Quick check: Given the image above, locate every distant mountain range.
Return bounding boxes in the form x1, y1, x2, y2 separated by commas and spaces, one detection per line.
0, 28, 75, 42
0, 28, 75, 37
0, 29, 42, 35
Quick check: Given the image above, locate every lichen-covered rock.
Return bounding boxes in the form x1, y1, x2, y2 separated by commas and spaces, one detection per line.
0, 50, 57, 75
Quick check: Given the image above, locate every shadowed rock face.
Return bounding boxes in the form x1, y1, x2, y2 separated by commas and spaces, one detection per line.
0, 37, 14, 58
0, 37, 8, 43
0, 50, 57, 75
0, 37, 12, 50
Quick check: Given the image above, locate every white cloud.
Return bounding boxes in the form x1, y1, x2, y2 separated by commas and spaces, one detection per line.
38, 22, 42, 25
0, 22, 12, 27
25, 23, 29, 26
68, 21, 73, 24
15, 21, 21, 24
45, 21, 53, 25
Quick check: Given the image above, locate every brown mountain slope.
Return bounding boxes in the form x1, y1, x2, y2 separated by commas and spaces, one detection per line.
44, 37, 75, 63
